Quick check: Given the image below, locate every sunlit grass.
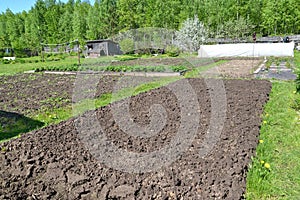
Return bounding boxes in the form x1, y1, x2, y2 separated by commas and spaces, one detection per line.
184, 60, 228, 78
246, 51, 300, 199
0, 57, 78, 75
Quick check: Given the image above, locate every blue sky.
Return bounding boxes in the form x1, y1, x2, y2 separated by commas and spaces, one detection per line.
0, 0, 95, 14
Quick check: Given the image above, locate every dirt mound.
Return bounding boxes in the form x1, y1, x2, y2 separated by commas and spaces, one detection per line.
0, 78, 272, 199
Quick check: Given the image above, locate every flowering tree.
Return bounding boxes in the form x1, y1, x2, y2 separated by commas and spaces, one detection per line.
175, 15, 208, 52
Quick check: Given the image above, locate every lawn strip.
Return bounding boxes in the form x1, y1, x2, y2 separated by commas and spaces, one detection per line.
246, 65, 300, 199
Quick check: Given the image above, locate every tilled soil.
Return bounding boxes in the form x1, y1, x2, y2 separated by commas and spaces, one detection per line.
0, 74, 75, 115
0, 74, 149, 115
110, 57, 215, 68
0, 78, 272, 199
202, 60, 262, 78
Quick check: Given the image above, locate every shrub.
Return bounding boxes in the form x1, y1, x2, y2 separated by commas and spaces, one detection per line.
18, 59, 26, 64
119, 38, 135, 54
2, 59, 11, 64
291, 94, 300, 110
170, 66, 188, 72
296, 69, 300, 93
175, 15, 208, 52
166, 45, 180, 57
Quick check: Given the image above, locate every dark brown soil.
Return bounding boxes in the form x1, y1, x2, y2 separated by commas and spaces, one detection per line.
0, 74, 128, 115
110, 57, 216, 68
0, 78, 272, 199
0, 73, 75, 115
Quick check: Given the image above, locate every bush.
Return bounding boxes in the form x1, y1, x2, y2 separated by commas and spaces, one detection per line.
296, 70, 300, 93
18, 59, 26, 64
170, 66, 188, 72
119, 38, 135, 54
14, 49, 29, 58
291, 94, 300, 110
166, 45, 180, 57
116, 55, 138, 61
2, 59, 11, 64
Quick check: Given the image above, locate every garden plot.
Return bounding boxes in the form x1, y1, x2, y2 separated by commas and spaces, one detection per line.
201, 59, 262, 78
0, 74, 157, 115
255, 61, 297, 80
0, 78, 272, 199
0, 74, 76, 115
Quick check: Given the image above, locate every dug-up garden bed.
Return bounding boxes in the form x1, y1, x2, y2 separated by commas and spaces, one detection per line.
0, 78, 272, 199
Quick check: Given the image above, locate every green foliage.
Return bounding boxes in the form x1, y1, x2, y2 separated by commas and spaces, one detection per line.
261, 0, 300, 35
72, 0, 89, 44
116, 55, 138, 61
0, 0, 299, 53
296, 73, 300, 94
103, 65, 166, 72
0, 56, 78, 75
119, 39, 135, 54
291, 94, 300, 110
215, 17, 254, 39
98, 0, 118, 38
165, 45, 180, 57
295, 51, 300, 93
34, 63, 78, 72
170, 66, 187, 72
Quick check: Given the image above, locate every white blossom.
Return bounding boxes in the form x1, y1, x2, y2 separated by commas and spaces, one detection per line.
175, 16, 208, 52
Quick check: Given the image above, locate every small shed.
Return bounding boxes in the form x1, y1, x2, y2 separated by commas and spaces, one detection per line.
84, 39, 123, 58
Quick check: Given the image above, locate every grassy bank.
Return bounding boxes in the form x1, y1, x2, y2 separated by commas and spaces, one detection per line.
246, 51, 300, 199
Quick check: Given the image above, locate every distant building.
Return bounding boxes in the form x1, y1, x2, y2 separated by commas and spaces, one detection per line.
43, 44, 79, 53
84, 39, 123, 58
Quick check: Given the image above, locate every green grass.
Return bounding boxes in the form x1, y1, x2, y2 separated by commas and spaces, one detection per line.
246, 51, 300, 199
0, 110, 44, 142
184, 60, 228, 78
0, 57, 78, 75
294, 51, 300, 93
0, 55, 194, 75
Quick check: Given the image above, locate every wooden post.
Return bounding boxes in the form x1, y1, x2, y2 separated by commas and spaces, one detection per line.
41, 43, 44, 62
77, 39, 80, 66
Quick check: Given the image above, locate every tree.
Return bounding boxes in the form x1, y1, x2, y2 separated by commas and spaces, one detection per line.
23, 10, 40, 53
150, 0, 181, 29
175, 15, 208, 52
86, 3, 100, 40
0, 14, 9, 48
44, 0, 62, 43
32, 0, 47, 43
58, 6, 74, 42
260, 0, 300, 35
72, 0, 89, 44
117, 0, 148, 30
5, 9, 25, 49
98, 0, 118, 38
